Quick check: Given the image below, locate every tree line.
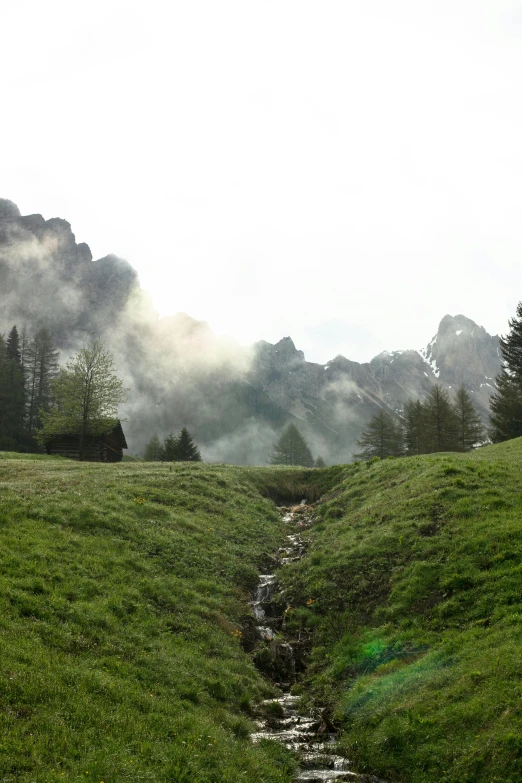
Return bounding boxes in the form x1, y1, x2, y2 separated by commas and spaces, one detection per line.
144, 429, 202, 462
356, 384, 485, 460
0, 325, 59, 451
357, 299, 522, 459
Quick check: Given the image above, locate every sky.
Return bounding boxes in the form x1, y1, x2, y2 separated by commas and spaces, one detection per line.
2, 0, 522, 364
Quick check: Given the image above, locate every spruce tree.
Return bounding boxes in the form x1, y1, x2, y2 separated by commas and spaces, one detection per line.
4, 326, 25, 446
454, 385, 485, 451
162, 432, 179, 461
6, 326, 21, 363
498, 301, 522, 377
423, 385, 459, 453
490, 302, 522, 442
490, 370, 522, 442
19, 327, 29, 373
175, 428, 202, 461
0, 336, 12, 449
403, 399, 426, 455
355, 410, 404, 460
26, 328, 59, 436
270, 423, 314, 466
315, 455, 326, 468
144, 433, 163, 461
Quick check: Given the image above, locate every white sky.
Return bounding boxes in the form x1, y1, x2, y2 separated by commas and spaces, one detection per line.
2, 0, 522, 363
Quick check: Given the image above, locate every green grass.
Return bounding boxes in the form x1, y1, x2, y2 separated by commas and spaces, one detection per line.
1, 444, 522, 782
280, 442, 522, 782
0, 455, 300, 782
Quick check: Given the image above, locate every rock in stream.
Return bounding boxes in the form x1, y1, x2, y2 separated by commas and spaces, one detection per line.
250, 504, 382, 783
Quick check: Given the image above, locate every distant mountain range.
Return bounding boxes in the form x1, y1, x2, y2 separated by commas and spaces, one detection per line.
0, 199, 502, 464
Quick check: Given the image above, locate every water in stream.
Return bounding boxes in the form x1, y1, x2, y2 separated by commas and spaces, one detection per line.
250, 504, 384, 783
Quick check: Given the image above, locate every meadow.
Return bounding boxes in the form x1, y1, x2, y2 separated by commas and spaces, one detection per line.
280, 440, 522, 782
0, 441, 521, 782
0, 456, 300, 782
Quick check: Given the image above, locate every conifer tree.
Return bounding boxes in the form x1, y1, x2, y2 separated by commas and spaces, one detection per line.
355, 410, 404, 460
489, 370, 522, 442
4, 326, 25, 446
490, 302, 522, 442
6, 326, 21, 363
423, 385, 459, 453
315, 455, 326, 467
19, 327, 29, 373
175, 427, 202, 461
454, 385, 485, 451
403, 399, 426, 455
26, 328, 59, 435
144, 433, 163, 461
270, 423, 314, 466
162, 432, 179, 461
0, 336, 12, 449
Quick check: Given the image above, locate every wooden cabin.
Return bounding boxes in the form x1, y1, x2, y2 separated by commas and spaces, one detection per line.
45, 421, 128, 462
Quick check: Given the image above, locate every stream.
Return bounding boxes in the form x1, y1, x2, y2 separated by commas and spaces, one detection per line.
250, 503, 384, 783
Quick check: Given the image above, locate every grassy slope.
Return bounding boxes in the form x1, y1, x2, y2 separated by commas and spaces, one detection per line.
0, 456, 302, 783
281, 440, 522, 783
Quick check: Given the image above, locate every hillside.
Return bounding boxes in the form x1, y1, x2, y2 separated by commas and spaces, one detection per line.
0, 201, 501, 464
279, 440, 522, 782
0, 446, 520, 780
0, 456, 303, 782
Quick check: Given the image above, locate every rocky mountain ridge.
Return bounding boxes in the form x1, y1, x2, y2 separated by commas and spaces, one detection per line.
251, 314, 500, 462
0, 200, 502, 463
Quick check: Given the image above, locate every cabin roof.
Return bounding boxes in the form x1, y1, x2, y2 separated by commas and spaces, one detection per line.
46, 420, 128, 449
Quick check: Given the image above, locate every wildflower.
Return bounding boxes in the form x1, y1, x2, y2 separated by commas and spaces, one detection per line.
133, 496, 146, 504
306, 598, 314, 605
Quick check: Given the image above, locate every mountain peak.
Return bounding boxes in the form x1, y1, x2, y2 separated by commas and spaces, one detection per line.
437, 313, 487, 339
273, 336, 305, 361
0, 199, 21, 218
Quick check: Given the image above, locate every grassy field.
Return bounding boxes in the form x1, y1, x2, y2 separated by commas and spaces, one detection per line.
280, 440, 522, 783
1, 443, 521, 782
0, 455, 304, 783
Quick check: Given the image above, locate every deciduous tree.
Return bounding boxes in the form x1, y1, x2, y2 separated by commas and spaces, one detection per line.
37, 340, 127, 460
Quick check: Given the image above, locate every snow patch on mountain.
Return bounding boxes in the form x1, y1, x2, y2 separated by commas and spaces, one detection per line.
417, 342, 440, 378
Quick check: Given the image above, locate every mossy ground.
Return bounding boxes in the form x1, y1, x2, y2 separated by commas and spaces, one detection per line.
280, 440, 522, 783
0, 456, 301, 782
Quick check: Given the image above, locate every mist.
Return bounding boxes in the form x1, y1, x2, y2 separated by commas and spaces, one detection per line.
0, 200, 501, 465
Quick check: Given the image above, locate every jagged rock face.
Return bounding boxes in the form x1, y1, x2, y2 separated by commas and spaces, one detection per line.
425, 314, 500, 409
370, 350, 434, 409
247, 315, 501, 461
0, 203, 139, 344
0, 199, 21, 218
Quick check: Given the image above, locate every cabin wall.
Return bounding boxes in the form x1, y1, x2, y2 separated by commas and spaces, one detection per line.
46, 435, 123, 462
105, 433, 123, 462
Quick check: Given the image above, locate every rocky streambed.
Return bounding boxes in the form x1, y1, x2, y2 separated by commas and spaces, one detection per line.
249, 504, 385, 783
